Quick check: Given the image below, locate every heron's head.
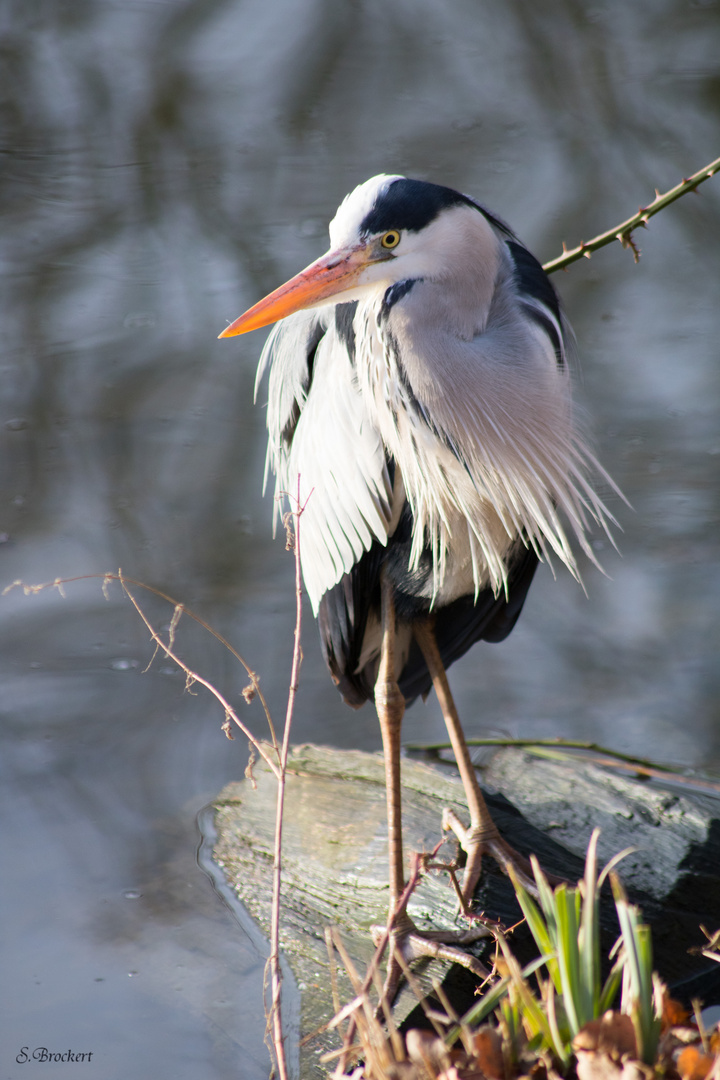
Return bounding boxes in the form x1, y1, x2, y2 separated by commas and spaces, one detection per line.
219, 175, 499, 337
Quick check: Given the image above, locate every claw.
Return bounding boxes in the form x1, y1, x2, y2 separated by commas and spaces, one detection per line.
372, 917, 491, 1007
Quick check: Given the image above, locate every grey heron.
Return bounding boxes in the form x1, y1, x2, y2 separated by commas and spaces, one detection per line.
220, 174, 619, 991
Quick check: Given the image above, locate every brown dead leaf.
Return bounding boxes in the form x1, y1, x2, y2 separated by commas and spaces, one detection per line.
619, 1062, 655, 1080
677, 1045, 716, 1080
575, 1050, 624, 1080
574, 1012, 648, 1080
575, 1051, 655, 1080
574, 1012, 638, 1060
471, 1025, 505, 1080
662, 995, 691, 1031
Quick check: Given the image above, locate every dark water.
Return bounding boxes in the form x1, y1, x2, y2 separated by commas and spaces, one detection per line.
1, 1, 719, 1076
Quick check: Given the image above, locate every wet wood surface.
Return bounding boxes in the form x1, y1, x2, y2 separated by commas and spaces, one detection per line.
210, 744, 720, 1077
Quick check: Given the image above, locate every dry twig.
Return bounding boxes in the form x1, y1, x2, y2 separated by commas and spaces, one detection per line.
265, 475, 308, 1080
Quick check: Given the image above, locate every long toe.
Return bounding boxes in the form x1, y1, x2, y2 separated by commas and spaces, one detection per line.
372, 918, 491, 1008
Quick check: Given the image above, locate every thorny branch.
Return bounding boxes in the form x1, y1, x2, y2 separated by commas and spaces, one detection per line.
543, 154, 720, 273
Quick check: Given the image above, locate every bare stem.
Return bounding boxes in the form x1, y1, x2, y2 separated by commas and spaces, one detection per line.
543, 154, 720, 273
331, 855, 425, 1074
4, 570, 281, 766
267, 475, 307, 1080
6, 535, 311, 1078
118, 572, 285, 779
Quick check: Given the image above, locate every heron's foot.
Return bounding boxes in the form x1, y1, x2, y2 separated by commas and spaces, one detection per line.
371, 910, 490, 1008
442, 807, 549, 904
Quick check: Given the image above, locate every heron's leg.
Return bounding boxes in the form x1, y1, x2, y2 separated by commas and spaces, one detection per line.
374, 572, 410, 921
373, 575, 490, 1005
414, 618, 538, 904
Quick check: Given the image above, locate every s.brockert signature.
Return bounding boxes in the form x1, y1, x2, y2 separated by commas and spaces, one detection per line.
16, 1047, 94, 1064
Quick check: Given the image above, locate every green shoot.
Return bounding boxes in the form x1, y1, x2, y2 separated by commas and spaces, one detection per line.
451, 829, 663, 1071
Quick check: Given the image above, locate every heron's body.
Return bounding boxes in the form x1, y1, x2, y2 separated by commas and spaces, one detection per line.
220, 175, 619, 993
254, 176, 613, 703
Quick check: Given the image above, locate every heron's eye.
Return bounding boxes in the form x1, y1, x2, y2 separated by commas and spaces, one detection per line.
380, 230, 401, 249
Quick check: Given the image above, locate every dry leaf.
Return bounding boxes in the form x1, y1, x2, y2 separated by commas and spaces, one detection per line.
677, 1045, 716, 1080
575, 1051, 655, 1080
662, 995, 690, 1032
575, 1051, 625, 1080
471, 1025, 505, 1080
573, 1012, 638, 1060
574, 1011, 647, 1080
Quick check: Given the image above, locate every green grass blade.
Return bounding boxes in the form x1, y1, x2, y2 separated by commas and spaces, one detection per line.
454, 953, 551, 1033
554, 885, 583, 1035
508, 866, 561, 992
579, 829, 601, 1018
545, 979, 571, 1066
612, 873, 661, 1065
598, 955, 624, 1015
531, 854, 561, 930
449, 973, 511, 1039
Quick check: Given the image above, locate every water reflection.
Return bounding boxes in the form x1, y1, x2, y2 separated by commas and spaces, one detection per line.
1, 0, 719, 1075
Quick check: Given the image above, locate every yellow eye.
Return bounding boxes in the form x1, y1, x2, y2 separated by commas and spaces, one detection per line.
380, 230, 401, 249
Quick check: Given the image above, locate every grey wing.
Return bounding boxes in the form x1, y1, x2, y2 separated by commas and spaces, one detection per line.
257, 307, 394, 614
504, 238, 570, 368
476, 202, 571, 367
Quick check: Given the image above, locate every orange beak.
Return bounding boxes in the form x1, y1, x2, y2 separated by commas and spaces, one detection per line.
218, 243, 374, 338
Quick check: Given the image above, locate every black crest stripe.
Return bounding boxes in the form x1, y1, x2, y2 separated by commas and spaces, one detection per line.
360, 178, 477, 235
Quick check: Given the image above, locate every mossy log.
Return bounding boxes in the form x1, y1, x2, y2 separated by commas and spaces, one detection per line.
209, 745, 720, 1077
